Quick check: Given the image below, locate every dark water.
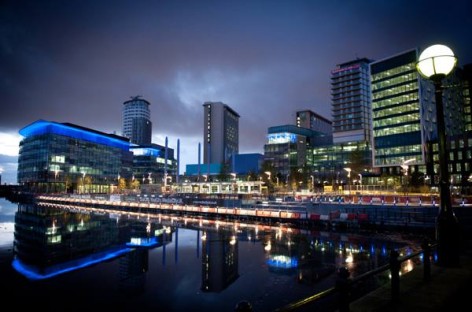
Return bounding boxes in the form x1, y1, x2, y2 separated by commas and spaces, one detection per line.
0, 198, 426, 311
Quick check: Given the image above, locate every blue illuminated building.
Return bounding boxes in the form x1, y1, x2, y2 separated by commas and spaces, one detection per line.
130, 144, 177, 185
264, 125, 328, 177
18, 120, 133, 193
17, 119, 179, 193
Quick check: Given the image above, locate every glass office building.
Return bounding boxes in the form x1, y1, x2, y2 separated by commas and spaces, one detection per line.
18, 120, 133, 193
130, 144, 177, 184
370, 49, 426, 174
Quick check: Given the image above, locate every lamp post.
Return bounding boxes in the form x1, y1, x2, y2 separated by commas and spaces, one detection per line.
264, 171, 271, 182
358, 173, 362, 193
81, 172, 86, 194
344, 167, 351, 196
417, 43, 460, 267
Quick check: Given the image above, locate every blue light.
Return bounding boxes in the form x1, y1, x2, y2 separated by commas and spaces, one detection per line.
266, 255, 298, 269
267, 132, 297, 144
131, 147, 161, 157
126, 236, 159, 248
19, 120, 130, 151
11, 246, 132, 280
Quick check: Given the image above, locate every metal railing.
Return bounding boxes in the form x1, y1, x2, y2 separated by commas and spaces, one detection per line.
275, 240, 436, 312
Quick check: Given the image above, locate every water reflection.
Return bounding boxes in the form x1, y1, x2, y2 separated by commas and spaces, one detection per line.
201, 230, 239, 292
12, 203, 174, 282
7, 201, 424, 311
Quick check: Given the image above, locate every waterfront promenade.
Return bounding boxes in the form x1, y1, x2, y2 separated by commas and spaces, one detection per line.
349, 241, 472, 312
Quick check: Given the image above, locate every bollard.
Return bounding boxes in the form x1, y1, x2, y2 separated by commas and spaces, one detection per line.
421, 239, 431, 282
336, 267, 351, 312
389, 249, 400, 302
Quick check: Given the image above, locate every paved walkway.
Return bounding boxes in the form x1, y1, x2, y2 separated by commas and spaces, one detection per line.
348, 245, 472, 311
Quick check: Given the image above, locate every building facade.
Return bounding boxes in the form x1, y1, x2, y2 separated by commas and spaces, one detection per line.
122, 96, 152, 145
331, 58, 373, 144
130, 144, 177, 185
18, 120, 133, 193
296, 109, 332, 136
370, 49, 427, 175
203, 101, 240, 165
306, 58, 375, 189
423, 63, 472, 194
264, 125, 325, 179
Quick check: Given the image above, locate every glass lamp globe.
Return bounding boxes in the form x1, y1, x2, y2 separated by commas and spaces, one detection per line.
417, 44, 457, 79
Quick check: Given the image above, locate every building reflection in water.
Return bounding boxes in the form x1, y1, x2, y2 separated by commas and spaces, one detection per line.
12, 203, 174, 287
200, 229, 239, 292
11, 201, 423, 307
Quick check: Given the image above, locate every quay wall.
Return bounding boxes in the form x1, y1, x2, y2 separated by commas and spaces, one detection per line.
33, 194, 472, 234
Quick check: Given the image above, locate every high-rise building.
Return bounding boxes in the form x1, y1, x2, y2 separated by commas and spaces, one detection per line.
122, 96, 152, 145
370, 49, 426, 175
314, 58, 375, 183
203, 101, 240, 165
331, 58, 373, 144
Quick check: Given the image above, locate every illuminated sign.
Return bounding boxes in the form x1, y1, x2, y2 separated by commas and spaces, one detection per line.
267, 133, 296, 144
331, 63, 361, 74
132, 147, 161, 157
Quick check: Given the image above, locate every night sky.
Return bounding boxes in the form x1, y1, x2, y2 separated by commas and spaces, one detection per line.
1, 0, 471, 184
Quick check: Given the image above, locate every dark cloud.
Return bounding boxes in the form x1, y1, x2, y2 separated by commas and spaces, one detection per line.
1, 0, 471, 182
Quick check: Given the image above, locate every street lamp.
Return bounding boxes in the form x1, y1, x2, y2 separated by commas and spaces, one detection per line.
81, 171, 86, 194
344, 167, 351, 195
358, 173, 362, 192
401, 158, 415, 193
417, 43, 459, 267
264, 171, 271, 182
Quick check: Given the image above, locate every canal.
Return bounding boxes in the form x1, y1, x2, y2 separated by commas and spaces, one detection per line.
0, 197, 429, 311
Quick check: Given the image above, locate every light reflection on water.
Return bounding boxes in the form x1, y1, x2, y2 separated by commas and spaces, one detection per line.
0, 199, 426, 311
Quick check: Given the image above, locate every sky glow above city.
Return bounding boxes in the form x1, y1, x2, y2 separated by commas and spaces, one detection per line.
1, 0, 472, 184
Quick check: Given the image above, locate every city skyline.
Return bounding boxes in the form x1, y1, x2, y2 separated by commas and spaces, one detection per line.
1, 0, 472, 184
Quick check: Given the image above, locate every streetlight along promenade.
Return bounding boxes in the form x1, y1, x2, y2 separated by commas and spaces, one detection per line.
417, 44, 461, 267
